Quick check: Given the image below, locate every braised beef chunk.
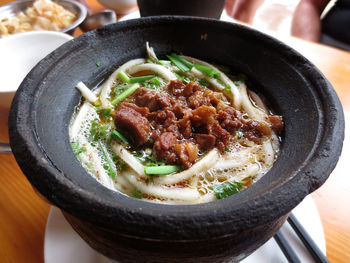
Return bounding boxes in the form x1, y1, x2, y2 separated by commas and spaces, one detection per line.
114, 79, 282, 167
134, 88, 172, 111
194, 134, 216, 151
267, 115, 283, 133
208, 121, 231, 151
114, 103, 150, 146
174, 142, 199, 168
154, 132, 177, 162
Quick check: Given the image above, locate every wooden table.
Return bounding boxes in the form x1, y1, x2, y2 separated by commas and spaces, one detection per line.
0, 0, 350, 262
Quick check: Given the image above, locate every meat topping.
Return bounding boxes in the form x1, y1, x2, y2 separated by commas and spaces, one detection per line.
113, 79, 282, 167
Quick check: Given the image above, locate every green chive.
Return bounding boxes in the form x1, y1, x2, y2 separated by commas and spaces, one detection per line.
151, 77, 162, 86
102, 109, 111, 116
225, 84, 231, 92
129, 75, 155, 83
167, 54, 190, 72
144, 165, 181, 175
132, 189, 144, 199
96, 61, 101, 67
171, 53, 194, 69
117, 71, 131, 83
97, 140, 116, 179
157, 60, 171, 65
194, 64, 220, 78
111, 130, 129, 144
111, 83, 140, 105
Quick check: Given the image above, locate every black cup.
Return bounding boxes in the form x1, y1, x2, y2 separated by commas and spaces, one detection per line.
137, 0, 226, 19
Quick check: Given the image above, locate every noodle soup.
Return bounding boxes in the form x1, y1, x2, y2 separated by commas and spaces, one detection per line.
69, 43, 283, 204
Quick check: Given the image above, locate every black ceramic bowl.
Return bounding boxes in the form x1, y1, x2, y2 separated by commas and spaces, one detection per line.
137, 0, 225, 19
9, 17, 344, 263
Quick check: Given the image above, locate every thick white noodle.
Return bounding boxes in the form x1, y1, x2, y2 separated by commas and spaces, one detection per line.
146, 41, 158, 62
239, 83, 266, 122
100, 58, 146, 109
111, 143, 146, 178
249, 90, 269, 114
181, 55, 241, 109
154, 149, 219, 185
127, 64, 177, 82
262, 140, 275, 167
69, 102, 91, 138
124, 172, 200, 202
75, 82, 98, 104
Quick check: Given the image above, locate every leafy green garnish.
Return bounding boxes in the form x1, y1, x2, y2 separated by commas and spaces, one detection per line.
210, 181, 244, 199
111, 83, 140, 106
194, 64, 220, 78
117, 71, 131, 83
198, 78, 209, 87
225, 84, 231, 92
132, 189, 144, 199
96, 61, 101, 67
89, 121, 109, 142
167, 54, 193, 72
71, 142, 87, 156
110, 130, 129, 144
144, 165, 181, 175
98, 140, 116, 178
129, 75, 155, 83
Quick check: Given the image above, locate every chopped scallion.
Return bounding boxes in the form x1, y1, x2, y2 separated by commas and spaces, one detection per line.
97, 140, 116, 179
129, 75, 155, 83
96, 61, 101, 67
133, 189, 144, 199
194, 64, 220, 78
151, 77, 162, 86
111, 83, 140, 105
225, 84, 231, 92
144, 165, 181, 175
171, 54, 194, 69
117, 71, 131, 83
167, 54, 190, 72
157, 60, 171, 65
111, 130, 129, 144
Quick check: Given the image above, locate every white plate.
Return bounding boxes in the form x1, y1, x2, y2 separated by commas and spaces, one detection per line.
44, 195, 326, 263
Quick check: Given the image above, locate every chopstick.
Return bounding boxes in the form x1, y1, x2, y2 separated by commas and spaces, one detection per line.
274, 230, 302, 263
287, 213, 330, 263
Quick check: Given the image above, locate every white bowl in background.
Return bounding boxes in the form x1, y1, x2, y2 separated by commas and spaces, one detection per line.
0, 31, 73, 108
97, 0, 137, 14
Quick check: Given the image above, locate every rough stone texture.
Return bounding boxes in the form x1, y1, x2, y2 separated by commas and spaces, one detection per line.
8, 17, 344, 262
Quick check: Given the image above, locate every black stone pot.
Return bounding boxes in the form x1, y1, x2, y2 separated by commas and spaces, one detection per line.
9, 17, 344, 263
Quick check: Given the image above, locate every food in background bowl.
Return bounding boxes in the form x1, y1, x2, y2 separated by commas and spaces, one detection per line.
0, 0, 80, 37
70, 43, 283, 204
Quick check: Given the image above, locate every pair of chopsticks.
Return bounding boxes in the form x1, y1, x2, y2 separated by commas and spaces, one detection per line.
273, 213, 330, 263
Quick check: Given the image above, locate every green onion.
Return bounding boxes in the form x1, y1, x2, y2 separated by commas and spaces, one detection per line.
146, 58, 154, 63
96, 61, 101, 67
233, 80, 242, 86
225, 84, 231, 92
111, 83, 140, 105
71, 142, 87, 156
102, 109, 111, 117
194, 64, 220, 78
157, 60, 171, 65
132, 189, 144, 199
111, 130, 129, 144
98, 140, 116, 179
129, 75, 155, 83
151, 77, 162, 86
117, 71, 131, 83
144, 165, 181, 175
167, 54, 190, 72
210, 181, 244, 199
94, 101, 102, 107
171, 53, 194, 69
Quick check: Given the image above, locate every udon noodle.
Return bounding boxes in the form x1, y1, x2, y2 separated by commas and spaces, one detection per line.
69, 43, 283, 204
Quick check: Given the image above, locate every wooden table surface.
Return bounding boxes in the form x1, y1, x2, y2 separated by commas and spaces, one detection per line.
0, 0, 350, 262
